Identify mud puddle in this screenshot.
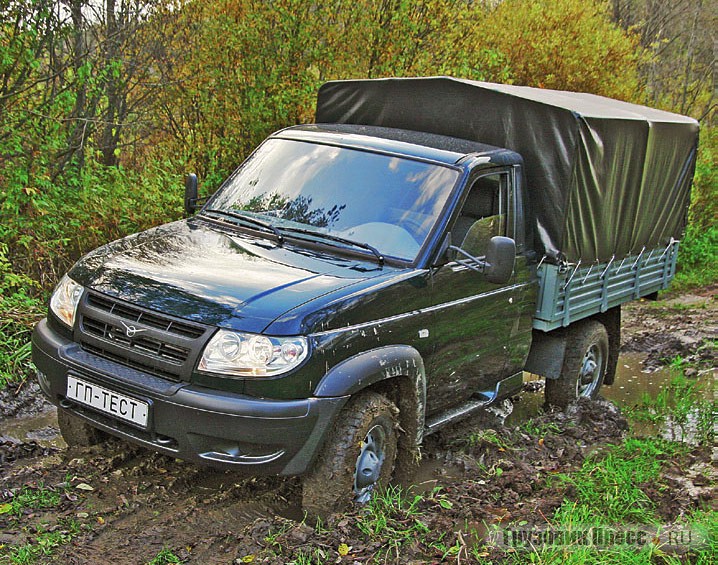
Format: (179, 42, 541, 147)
(508, 352, 715, 444)
(510, 353, 672, 423)
(1, 405, 64, 449)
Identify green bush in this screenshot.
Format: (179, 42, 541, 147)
(674, 126, 717, 290)
(0, 159, 183, 391)
(1, 160, 184, 289)
(0, 242, 41, 390)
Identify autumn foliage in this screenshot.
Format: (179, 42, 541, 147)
(0, 0, 712, 287)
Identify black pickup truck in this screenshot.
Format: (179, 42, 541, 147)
(32, 77, 699, 514)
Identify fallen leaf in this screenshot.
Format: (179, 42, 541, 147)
(75, 483, 94, 491)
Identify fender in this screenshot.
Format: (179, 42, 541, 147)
(524, 307, 620, 384)
(314, 345, 427, 445)
(524, 329, 567, 380)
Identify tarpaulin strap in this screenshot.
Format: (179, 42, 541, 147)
(632, 247, 646, 270)
(646, 247, 657, 265)
(660, 238, 677, 259)
(562, 260, 581, 291)
(616, 256, 628, 276)
(581, 261, 598, 285)
(600, 255, 615, 279)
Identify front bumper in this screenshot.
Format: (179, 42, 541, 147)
(32, 319, 347, 475)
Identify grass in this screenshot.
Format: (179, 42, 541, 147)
(288, 548, 328, 565)
(673, 223, 718, 291)
(0, 483, 63, 519)
(462, 428, 513, 450)
(498, 434, 714, 564)
(354, 485, 470, 562)
(519, 420, 562, 438)
(672, 126, 717, 291)
(1, 519, 82, 565)
(553, 438, 684, 524)
(0, 319, 37, 392)
(251, 485, 464, 564)
(356, 485, 428, 541)
(502, 359, 717, 565)
(146, 548, 183, 565)
(0, 481, 95, 565)
(0, 242, 42, 392)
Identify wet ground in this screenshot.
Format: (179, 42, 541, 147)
(0, 289, 715, 563)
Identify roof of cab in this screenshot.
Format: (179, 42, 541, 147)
(274, 124, 518, 167)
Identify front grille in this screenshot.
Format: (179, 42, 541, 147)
(86, 293, 205, 339)
(82, 316, 190, 365)
(78, 292, 209, 382)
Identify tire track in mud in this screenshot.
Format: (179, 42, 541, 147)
(1, 434, 304, 564)
(52, 446, 302, 564)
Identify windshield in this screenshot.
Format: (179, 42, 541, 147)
(204, 138, 460, 261)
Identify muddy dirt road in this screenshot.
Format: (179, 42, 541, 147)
(1, 290, 715, 564)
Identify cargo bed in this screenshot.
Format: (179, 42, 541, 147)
(533, 240, 679, 331)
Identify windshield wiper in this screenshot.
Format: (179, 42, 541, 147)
(202, 209, 284, 243)
(277, 226, 384, 265)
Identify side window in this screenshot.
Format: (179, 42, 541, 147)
(453, 172, 508, 256)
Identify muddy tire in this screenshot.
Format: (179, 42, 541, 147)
(58, 409, 107, 447)
(545, 320, 609, 409)
(302, 392, 398, 518)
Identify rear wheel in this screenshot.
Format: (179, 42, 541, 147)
(302, 392, 398, 518)
(545, 320, 609, 408)
(57, 409, 107, 447)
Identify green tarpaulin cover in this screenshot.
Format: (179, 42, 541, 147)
(316, 77, 699, 264)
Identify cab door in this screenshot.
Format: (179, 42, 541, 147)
(425, 167, 524, 415)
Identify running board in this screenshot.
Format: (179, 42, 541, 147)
(423, 371, 523, 435)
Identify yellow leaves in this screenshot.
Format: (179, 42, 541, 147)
(239, 554, 255, 563)
(337, 543, 350, 556)
(473, 0, 643, 100)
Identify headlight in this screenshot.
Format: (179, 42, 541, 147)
(49, 274, 84, 328)
(198, 329, 308, 377)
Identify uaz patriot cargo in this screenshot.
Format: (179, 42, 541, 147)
(32, 78, 699, 513)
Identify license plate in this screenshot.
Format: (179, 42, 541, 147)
(66, 375, 149, 428)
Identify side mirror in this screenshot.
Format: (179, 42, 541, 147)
(485, 236, 516, 284)
(184, 173, 198, 217)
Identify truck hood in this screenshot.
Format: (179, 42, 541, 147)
(69, 220, 389, 334)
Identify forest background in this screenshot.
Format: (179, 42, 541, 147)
(0, 0, 715, 388)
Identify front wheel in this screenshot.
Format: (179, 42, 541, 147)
(545, 320, 609, 409)
(302, 392, 398, 518)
